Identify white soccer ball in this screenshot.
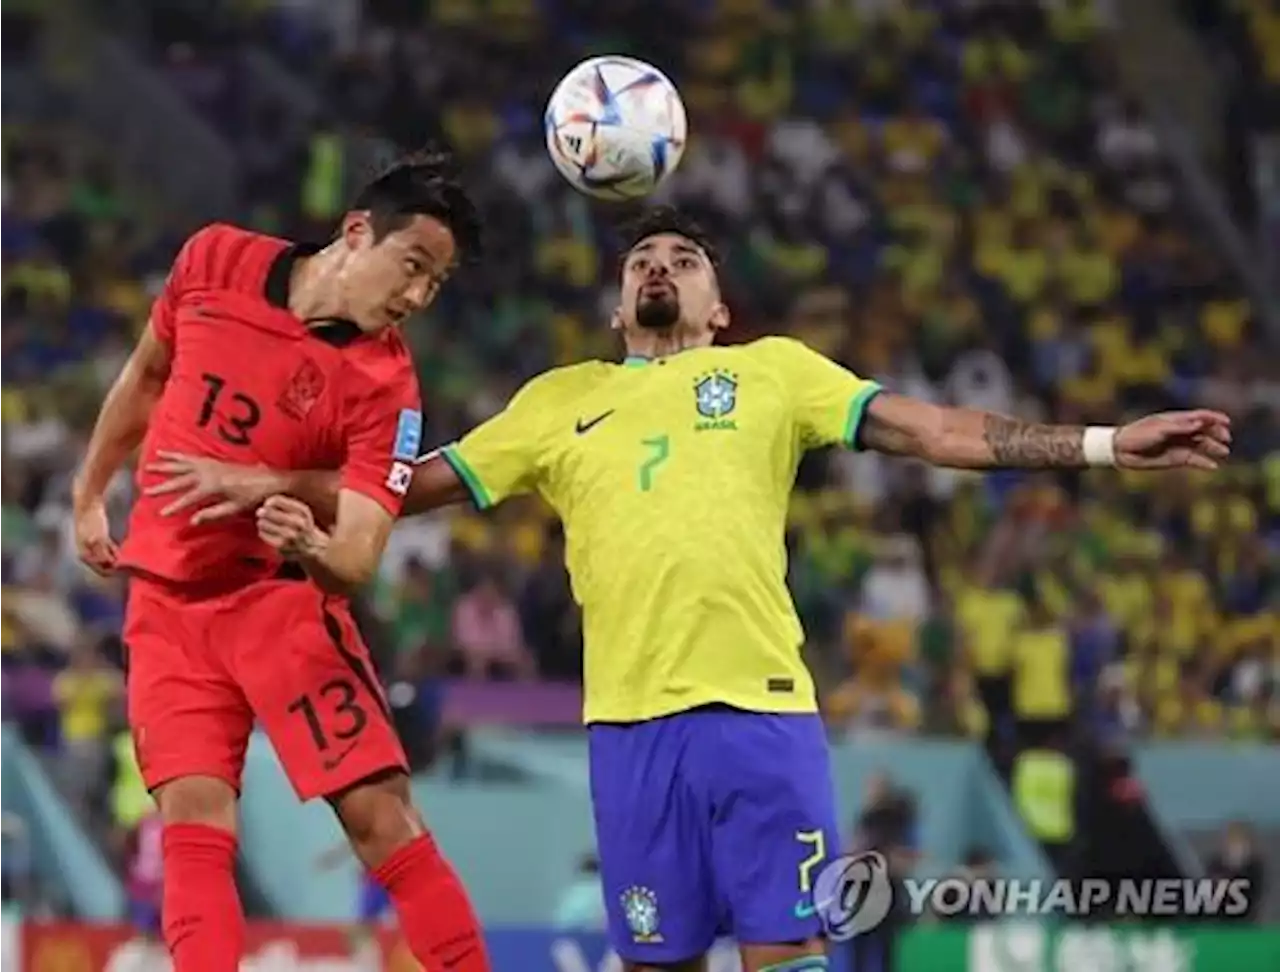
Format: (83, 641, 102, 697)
(544, 55, 687, 201)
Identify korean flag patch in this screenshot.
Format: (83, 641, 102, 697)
(386, 461, 413, 497)
(394, 409, 423, 461)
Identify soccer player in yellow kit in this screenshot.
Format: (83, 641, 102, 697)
(149, 208, 1230, 972)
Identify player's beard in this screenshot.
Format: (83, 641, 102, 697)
(635, 293, 680, 330)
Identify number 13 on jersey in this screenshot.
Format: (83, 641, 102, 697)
(638, 435, 670, 492)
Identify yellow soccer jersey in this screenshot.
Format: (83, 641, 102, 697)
(441, 337, 882, 723)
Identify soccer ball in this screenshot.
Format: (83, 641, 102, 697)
(544, 55, 687, 201)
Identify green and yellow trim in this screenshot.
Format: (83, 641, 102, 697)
(758, 957, 829, 972)
(439, 444, 493, 510)
(842, 383, 883, 450)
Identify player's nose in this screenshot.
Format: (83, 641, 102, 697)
(404, 278, 432, 309)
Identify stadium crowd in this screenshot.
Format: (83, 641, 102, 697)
(4, 0, 1279, 896)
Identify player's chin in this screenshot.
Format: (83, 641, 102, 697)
(361, 308, 408, 333)
(635, 295, 680, 330)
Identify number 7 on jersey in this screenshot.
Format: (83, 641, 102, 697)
(638, 435, 670, 492)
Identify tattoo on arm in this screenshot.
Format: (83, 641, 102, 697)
(981, 415, 1085, 468)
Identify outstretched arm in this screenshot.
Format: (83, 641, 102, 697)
(146, 376, 547, 524)
(858, 393, 1232, 471)
(141, 452, 470, 526)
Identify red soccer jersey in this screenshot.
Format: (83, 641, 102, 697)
(117, 224, 422, 584)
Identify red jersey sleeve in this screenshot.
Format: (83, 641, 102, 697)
(340, 351, 423, 517)
(149, 223, 271, 343)
(149, 234, 199, 344)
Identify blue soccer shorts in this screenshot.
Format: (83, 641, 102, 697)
(588, 705, 841, 963)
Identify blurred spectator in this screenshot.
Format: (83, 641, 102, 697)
(450, 573, 536, 681)
(859, 535, 931, 624)
(1011, 594, 1073, 750)
(51, 638, 123, 816)
(1011, 733, 1076, 874)
(956, 565, 1022, 759)
(110, 721, 152, 837)
(1205, 821, 1267, 923)
(122, 811, 165, 957)
(851, 771, 920, 874)
(380, 557, 453, 661)
(826, 618, 922, 735)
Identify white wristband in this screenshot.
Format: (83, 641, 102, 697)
(1083, 426, 1118, 467)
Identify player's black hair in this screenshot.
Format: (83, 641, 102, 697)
(617, 206, 720, 268)
(349, 148, 483, 263)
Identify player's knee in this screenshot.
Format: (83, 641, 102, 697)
(330, 770, 423, 868)
(154, 775, 238, 832)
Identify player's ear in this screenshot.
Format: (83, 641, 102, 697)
(609, 307, 624, 332)
(340, 211, 374, 251)
(709, 301, 731, 332)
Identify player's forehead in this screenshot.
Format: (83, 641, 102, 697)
(625, 233, 708, 265)
(378, 213, 457, 266)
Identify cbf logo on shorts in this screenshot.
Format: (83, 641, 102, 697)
(812, 851, 894, 940)
(620, 886, 663, 943)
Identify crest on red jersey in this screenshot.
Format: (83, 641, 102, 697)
(278, 358, 326, 420)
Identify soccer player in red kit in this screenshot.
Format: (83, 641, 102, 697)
(71, 154, 489, 972)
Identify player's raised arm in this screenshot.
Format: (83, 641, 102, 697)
(280, 457, 470, 519)
(145, 371, 549, 530)
(767, 335, 1233, 472)
(857, 395, 1232, 471)
(251, 462, 471, 593)
(72, 323, 173, 573)
(141, 452, 468, 525)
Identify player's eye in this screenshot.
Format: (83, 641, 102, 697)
(675, 256, 698, 270)
(631, 257, 649, 273)
(405, 258, 426, 276)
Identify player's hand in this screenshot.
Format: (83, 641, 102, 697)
(1114, 410, 1232, 470)
(144, 451, 283, 524)
(73, 498, 119, 575)
(256, 495, 325, 559)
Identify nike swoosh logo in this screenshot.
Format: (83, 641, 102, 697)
(575, 410, 615, 434)
(794, 900, 818, 919)
(322, 741, 358, 771)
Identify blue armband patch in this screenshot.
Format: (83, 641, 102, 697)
(393, 409, 423, 460)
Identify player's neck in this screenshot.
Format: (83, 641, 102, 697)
(623, 331, 712, 362)
(287, 245, 347, 323)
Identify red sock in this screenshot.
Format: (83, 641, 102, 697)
(374, 833, 489, 972)
(161, 823, 244, 972)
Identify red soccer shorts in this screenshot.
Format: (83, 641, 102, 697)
(124, 570, 407, 800)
